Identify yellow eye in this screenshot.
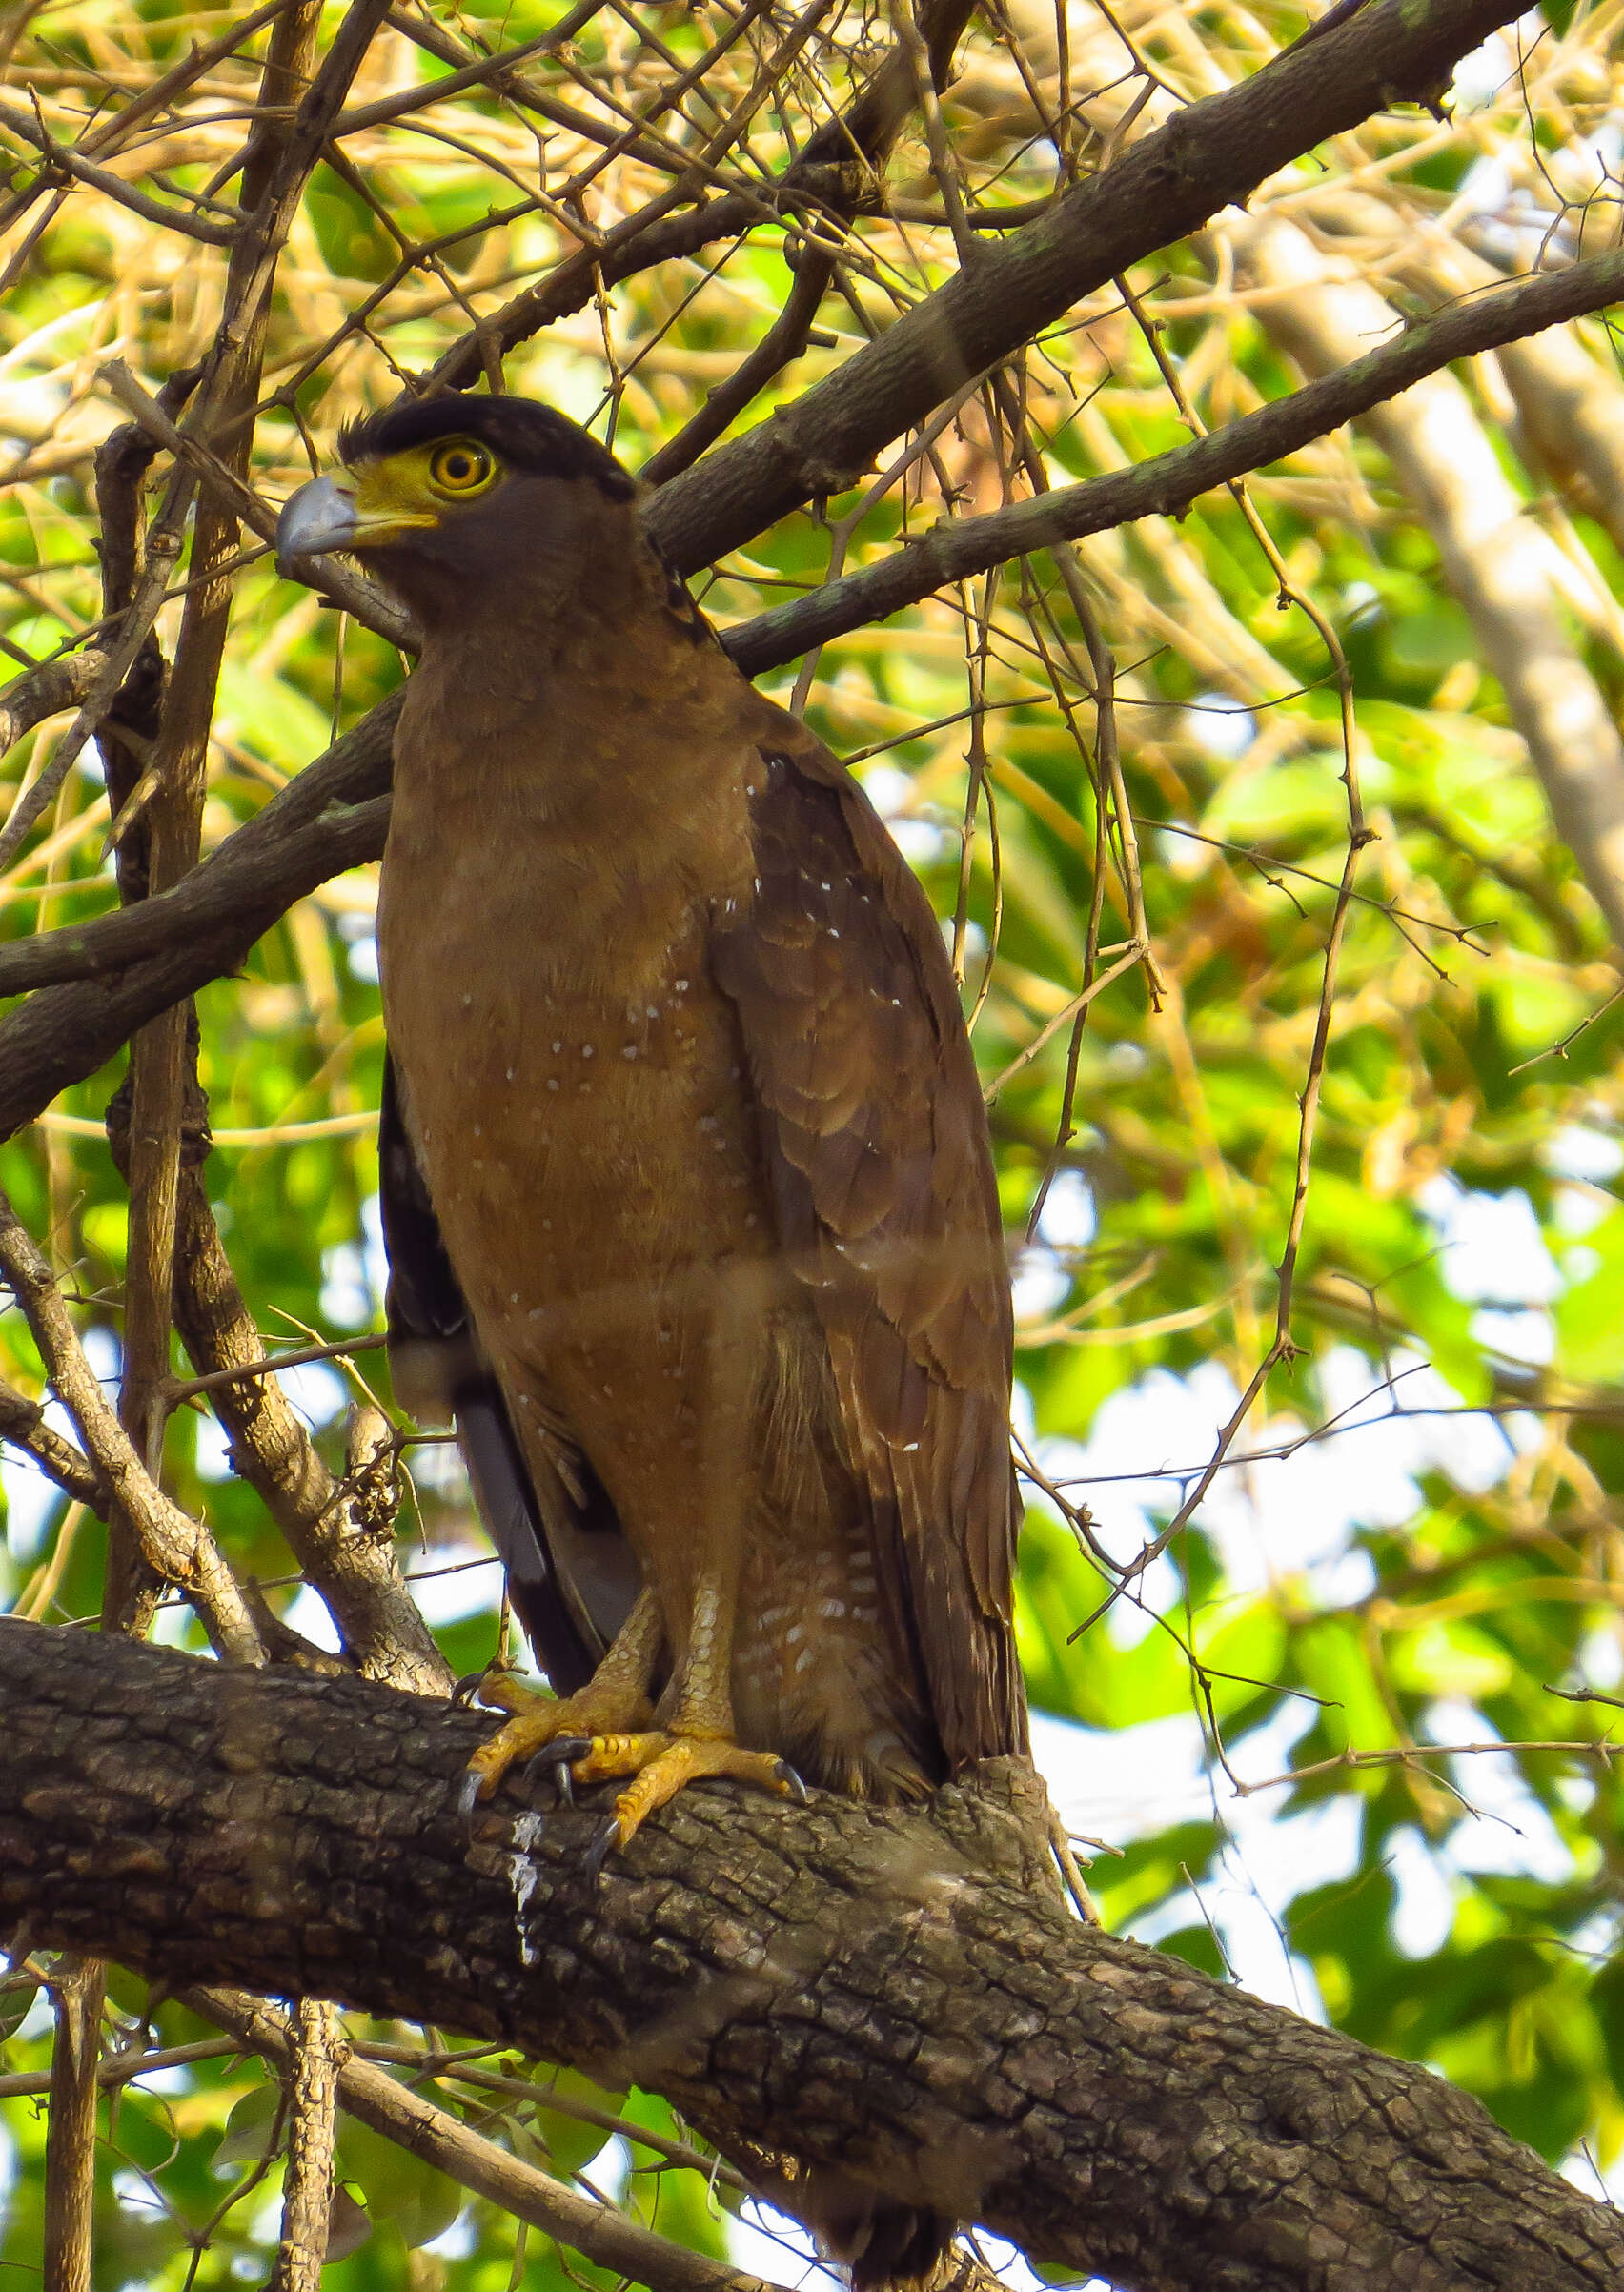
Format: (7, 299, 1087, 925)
(427, 438, 495, 496)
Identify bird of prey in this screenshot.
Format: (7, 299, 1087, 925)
(277, 396, 1029, 2274)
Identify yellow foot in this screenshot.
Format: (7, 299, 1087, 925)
(570, 1732, 809, 1875)
(460, 1673, 655, 1814)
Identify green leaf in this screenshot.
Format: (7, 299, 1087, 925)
(524, 2066, 629, 2177)
(213, 2081, 281, 2166)
(335, 2115, 462, 2248)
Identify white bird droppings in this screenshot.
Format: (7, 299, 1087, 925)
(506, 1812, 544, 1967)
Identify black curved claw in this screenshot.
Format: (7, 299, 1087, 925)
(581, 1814, 620, 1884)
(521, 1736, 593, 1803)
(451, 1669, 491, 1710)
(457, 1770, 485, 1821)
(774, 1759, 810, 1805)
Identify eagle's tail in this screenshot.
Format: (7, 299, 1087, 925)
(793, 2163, 956, 2289)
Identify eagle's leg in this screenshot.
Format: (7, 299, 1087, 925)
(565, 1568, 806, 1860)
(462, 1587, 662, 1808)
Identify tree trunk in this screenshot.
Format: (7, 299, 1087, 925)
(3, 1618, 1616, 2292)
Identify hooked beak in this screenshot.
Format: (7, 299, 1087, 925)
(277, 467, 443, 580)
(275, 474, 358, 577)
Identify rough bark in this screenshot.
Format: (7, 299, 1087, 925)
(3, 1618, 1618, 2292)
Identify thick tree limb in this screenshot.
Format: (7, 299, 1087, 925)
(3, 1619, 1618, 2292)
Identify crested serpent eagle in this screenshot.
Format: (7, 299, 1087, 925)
(277, 395, 1039, 2283)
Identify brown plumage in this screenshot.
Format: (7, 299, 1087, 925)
(277, 396, 1028, 2283)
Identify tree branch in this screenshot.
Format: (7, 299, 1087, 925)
(93, 360, 413, 653)
(187, 1986, 784, 2292)
(644, 0, 1533, 572)
(721, 243, 1624, 671)
(2, 230, 1620, 1144)
(411, 0, 980, 396)
(165, 1166, 452, 1695)
(1228, 213, 1624, 950)
(265, 1996, 345, 2292)
(41, 1954, 101, 2292)
(0, 1195, 264, 1663)
(3, 1619, 1618, 2292)
(0, 649, 109, 757)
(0, 701, 397, 1138)
(0, 1376, 106, 1513)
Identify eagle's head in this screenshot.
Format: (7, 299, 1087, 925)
(275, 394, 639, 618)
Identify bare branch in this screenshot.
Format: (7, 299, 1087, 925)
(191, 1986, 786, 2292)
(0, 466, 194, 876)
(1231, 212, 1624, 949)
(41, 1956, 102, 2292)
(0, 1189, 265, 1663)
(0, 1377, 106, 1513)
(267, 1998, 347, 2292)
(4, 233, 1622, 1142)
(0, 650, 110, 760)
(167, 1166, 451, 1694)
(0, 100, 240, 243)
(95, 360, 413, 652)
(720, 242, 1624, 670)
(646, 0, 1536, 573)
(418, 0, 981, 393)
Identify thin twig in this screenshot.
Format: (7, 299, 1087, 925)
(983, 940, 1147, 1099)
(167, 1330, 389, 1402)
(1507, 981, 1624, 1074)
(1233, 1737, 1620, 1797)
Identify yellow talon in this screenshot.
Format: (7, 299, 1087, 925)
(465, 1676, 655, 1804)
(575, 1731, 805, 1852)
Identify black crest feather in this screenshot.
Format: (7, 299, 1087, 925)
(336, 395, 637, 501)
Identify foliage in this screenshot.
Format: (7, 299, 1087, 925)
(2, 0, 1624, 2283)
